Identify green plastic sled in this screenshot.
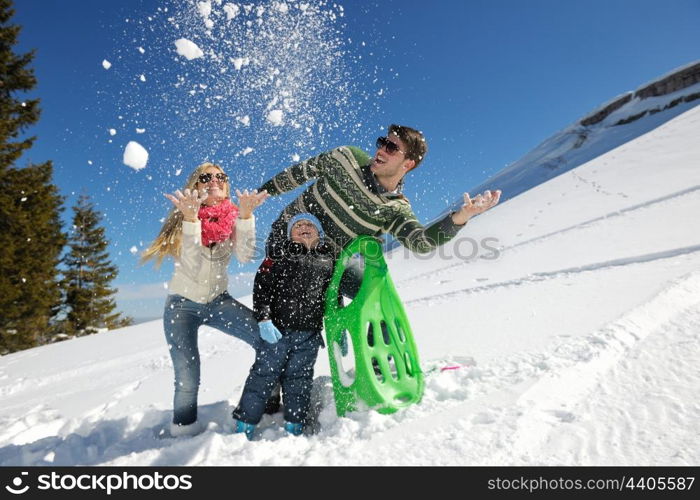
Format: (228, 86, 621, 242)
(323, 236, 424, 416)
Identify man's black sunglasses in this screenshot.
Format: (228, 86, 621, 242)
(376, 136, 406, 155)
(198, 172, 228, 183)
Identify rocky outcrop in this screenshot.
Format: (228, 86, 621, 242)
(579, 62, 700, 128)
(635, 62, 700, 99)
(615, 91, 700, 125)
(581, 93, 633, 126)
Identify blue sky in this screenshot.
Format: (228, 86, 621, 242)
(12, 0, 700, 321)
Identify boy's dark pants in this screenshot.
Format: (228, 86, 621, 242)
(233, 329, 322, 426)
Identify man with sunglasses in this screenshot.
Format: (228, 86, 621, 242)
(258, 124, 501, 287)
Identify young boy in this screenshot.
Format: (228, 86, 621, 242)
(231, 213, 335, 438)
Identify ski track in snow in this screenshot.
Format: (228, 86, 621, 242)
(405, 244, 700, 306)
(492, 272, 700, 465)
(397, 184, 700, 292)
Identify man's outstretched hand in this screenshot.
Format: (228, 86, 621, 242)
(451, 190, 502, 225)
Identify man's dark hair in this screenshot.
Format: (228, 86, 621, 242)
(389, 124, 428, 169)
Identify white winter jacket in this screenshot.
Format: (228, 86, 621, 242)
(168, 216, 256, 303)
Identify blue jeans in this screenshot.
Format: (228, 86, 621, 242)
(163, 292, 259, 425)
(233, 330, 322, 426)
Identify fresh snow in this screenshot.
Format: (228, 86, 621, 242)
(174, 38, 204, 60)
(274, 3, 289, 14)
(231, 57, 250, 70)
(197, 1, 212, 19)
(223, 4, 240, 21)
(1, 105, 699, 466)
(266, 109, 283, 126)
(122, 141, 149, 170)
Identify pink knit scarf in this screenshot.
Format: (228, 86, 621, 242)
(198, 199, 238, 247)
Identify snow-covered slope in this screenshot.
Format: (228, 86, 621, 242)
(1, 105, 698, 466)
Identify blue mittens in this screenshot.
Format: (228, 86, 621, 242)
(259, 320, 283, 344)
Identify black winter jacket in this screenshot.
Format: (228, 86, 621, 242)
(253, 239, 335, 333)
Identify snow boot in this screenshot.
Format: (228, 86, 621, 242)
(232, 419, 256, 441)
(284, 421, 304, 436)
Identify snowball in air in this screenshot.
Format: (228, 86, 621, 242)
(174, 38, 204, 60)
(123, 141, 149, 170)
(266, 109, 284, 126)
(197, 1, 212, 18)
(109, 129, 117, 136)
(102, 59, 112, 70)
(129, 246, 139, 255)
(223, 3, 240, 19)
(232, 57, 250, 70)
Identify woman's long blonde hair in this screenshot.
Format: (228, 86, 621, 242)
(141, 162, 231, 267)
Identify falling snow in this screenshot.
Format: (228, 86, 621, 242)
(174, 38, 204, 60)
(96, 0, 388, 259)
(266, 109, 284, 126)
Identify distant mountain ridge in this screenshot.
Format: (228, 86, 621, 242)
(582, 61, 700, 127)
(417, 61, 700, 234)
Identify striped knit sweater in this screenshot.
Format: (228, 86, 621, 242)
(259, 146, 465, 256)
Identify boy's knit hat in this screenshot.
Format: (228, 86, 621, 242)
(287, 213, 325, 240)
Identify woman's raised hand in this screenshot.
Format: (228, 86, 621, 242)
(236, 189, 269, 219)
(164, 188, 207, 222)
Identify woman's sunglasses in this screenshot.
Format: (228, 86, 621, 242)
(198, 172, 228, 183)
(376, 136, 406, 155)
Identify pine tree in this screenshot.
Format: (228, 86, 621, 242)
(0, 0, 66, 353)
(60, 194, 133, 336)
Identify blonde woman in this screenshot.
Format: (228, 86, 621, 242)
(142, 162, 268, 437)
